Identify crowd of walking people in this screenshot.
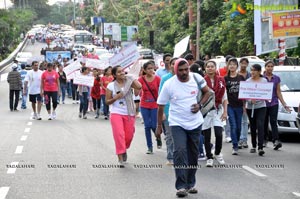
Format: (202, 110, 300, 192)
(6, 51, 289, 198)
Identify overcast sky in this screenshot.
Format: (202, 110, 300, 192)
(0, 0, 69, 9)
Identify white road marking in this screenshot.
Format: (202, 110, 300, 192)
(24, 128, 30, 133)
(293, 192, 300, 197)
(15, 146, 23, 154)
(0, 73, 8, 82)
(242, 165, 267, 177)
(27, 122, 32, 126)
(7, 162, 19, 174)
(0, 187, 10, 199)
(20, 135, 28, 141)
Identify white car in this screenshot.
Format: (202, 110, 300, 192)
(211, 56, 265, 72)
(16, 52, 33, 65)
(272, 65, 300, 134)
(94, 48, 109, 57)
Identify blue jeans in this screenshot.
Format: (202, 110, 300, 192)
(58, 83, 66, 102)
(21, 88, 28, 108)
(228, 105, 243, 149)
(79, 92, 88, 115)
(140, 107, 157, 149)
(101, 95, 109, 116)
(163, 120, 174, 161)
(171, 125, 201, 190)
(199, 134, 204, 155)
(224, 119, 231, 138)
(67, 81, 72, 97)
(240, 112, 248, 141)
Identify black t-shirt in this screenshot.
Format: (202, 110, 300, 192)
(224, 74, 245, 107)
(59, 71, 67, 84)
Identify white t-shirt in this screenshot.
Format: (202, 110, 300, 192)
(157, 73, 207, 130)
(24, 70, 43, 95)
(107, 81, 129, 116)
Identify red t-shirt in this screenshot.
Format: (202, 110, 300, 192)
(138, 75, 161, 109)
(101, 76, 114, 95)
(218, 67, 227, 77)
(41, 70, 59, 92)
(91, 78, 101, 99)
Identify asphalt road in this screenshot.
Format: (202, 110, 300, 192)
(0, 42, 299, 199)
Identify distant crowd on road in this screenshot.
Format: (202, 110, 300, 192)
(6, 52, 289, 198)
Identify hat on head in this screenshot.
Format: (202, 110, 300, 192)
(12, 63, 18, 70)
(174, 58, 189, 75)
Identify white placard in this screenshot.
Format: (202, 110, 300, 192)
(73, 71, 94, 87)
(63, 60, 81, 75)
(238, 81, 273, 100)
(80, 58, 108, 70)
(173, 35, 190, 58)
(109, 44, 140, 69)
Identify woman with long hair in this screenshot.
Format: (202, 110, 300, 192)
(40, 63, 60, 120)
(263, 60, 289, 150)
(101, 66, 113, 119)
(91, 69, 101, 118)
(138, 61, 161, 154)
(246, 64, 267, 156)
(224, 58, 245, 155)
(203, 60, 228, 167)
(78, 67, 90, 119)
(106, 65, 142, 167)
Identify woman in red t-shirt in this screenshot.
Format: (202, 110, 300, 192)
(40, 63, 60, 120)
(100, 66, 113, 119)
(91, 69, 101, 118)
(138, 61, 161, 154)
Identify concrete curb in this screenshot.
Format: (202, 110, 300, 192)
(0, 37, 28, 73)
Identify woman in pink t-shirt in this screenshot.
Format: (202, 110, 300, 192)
(138, 61, 161, 154)
(40, 63, 60, 120)
(100, 66, 113, 119)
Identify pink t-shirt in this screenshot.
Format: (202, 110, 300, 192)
(41, 70, 59, 92)
(101, 76, 114, 95)
(138, 75, 160, 109)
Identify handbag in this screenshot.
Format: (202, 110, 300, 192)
(193, 73, 215, 117)
(142, 76, 157, 101)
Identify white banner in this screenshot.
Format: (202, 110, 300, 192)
(109, 44, 140, 69)
(238, 81, 273, 100)
(73, 71, 94, 87)
(63, 61, 81, 76)
(173, 35, 190, 58)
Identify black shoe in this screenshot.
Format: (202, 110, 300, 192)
(122, 152, 127, 162)
(176, 189, 188, 198)
(146, 148, 153, 154)
(187, 187, 198, 194)
(258, 149, 265, 156)
(156, 138, 162, 149)
(250, 148, 256, 153)
(273, 141, 282, 150)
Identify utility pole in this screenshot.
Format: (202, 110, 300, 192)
(4, 0, 6, 9)
(196, 0, 200, 60)
(73, 0, 76, 28)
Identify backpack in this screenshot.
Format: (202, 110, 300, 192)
(193, 73, 215, 117)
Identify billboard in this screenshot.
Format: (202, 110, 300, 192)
(254, 0, 298, 55)
(45, 51, 71, 63)
(270, 10, 300, 38)
(104, 23, 119, 35)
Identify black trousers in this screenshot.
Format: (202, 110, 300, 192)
(202, 126, 223, 159)
(92, 97, 101, 110)
(9, 90, 20, 111)
(264, 104, 279, 142)
(247, 107, 266, 150)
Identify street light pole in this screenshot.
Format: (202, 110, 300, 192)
(196, 0, 200, 60)
(73, 0, 76, 27)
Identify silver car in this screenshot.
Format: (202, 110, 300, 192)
(272, 66, 300, 134)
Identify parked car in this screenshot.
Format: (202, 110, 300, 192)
(15, 52, 33, 66)
(272, 65, 300, 134)
(211, 56, 265, 72)
(296, 103, 300, 134)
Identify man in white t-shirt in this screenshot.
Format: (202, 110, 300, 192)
(24, 61, 43, 120)
(156, 58, 210, 198)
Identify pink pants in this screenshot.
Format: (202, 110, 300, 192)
(110, 113, 135, 155)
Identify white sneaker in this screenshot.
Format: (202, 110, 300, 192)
(32, 113, 38, 120)
(215, 154, 225, 165)
(72, 101, 76, 104)
(206, 159, 214, 167)
(225, 137, 232, 143)
(36, 113, 42, 120)
(52, 111, 56, 119)
(48, 114, 52, 120)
